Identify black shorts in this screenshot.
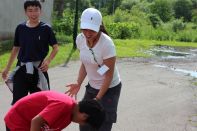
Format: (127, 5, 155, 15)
(83, 82, 122, 123)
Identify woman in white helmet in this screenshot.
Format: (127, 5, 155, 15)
(66, 8, 122, 131)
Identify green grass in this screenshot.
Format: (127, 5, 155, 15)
(1, 39, 197, 74)
(115, 39, 197, 58)
(115, 39, 152, 57)
(0, 44, 78, 72)
(0, 43, 79, 82)
(49, 44, 79, 67)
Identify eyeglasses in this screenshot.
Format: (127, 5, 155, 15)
(89, 48, 101, 67)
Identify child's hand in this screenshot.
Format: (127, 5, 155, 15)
(2, 68, 9, 80)
(39, 59, 50, 72)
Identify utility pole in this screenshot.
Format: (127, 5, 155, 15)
(73, 0, 79, 49)
(112, 0, 115, 14)
(98, 0, 101, 10)
(63, 0, 79, 66)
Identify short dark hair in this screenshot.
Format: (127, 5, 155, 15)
(24, 0, 41, 10)
(79, 99, 106, 129)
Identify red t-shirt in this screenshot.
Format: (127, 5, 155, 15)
(4, 91, 76, 131)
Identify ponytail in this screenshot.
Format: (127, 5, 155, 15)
(100, 22, 109, 36)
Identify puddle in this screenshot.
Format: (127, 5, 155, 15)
(149, 46, 196, 59)
(154, 65, 197, 78)
(148, 45, 197, 78)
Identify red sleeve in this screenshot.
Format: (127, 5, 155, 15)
(38, 102, 68, 126)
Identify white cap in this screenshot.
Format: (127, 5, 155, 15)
(80, 8, 102, 32)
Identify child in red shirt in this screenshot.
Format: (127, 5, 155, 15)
(4, 91, 105, 131)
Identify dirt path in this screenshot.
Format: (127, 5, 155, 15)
(0, 58, 197, 131)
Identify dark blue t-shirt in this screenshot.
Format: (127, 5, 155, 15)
(14, 22, 57, 62)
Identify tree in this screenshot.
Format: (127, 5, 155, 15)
(68, 0, 91, 12)
(53, 0, 65, 18)
(91, 0, 122, 14)
(150, 0, 173, 22)
(73, 0, 79, 49)
(63, 0, 79, 66)
(54, 0, 91, 18)
(109, 0, 122, 14)
(191, 0, 197, 8)
(120, 0, 138, 11)
(173, 0, 193, 22)
(149, 14, 162, 28)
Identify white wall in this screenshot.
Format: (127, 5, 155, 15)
(0, 0, 54, 40)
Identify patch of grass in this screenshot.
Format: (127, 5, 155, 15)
(1, 39, 197, 73)
(193, 81, 197, 86)
(152, 40, 197, 48)
(49, 43, 79, 67)
(0, 43, 78, 72)
(115, 39, 153, 58)
(0, 40, 13, 55)
(115, 39, 197, 58)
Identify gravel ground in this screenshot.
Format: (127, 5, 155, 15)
(1, 58, 197, 131)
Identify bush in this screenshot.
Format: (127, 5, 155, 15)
(0, 40, 13, 55)
(113, 8, 133, 23)
(172, 19, 186, 32)
(148, 28, 173, 41)
(193, 37, 197, 42)
(176, 31, 193, 42)
(120, 0, 138, 11)
(192, 15, 197, 24)
(173, 0, 193, 22)
(106, 22, 140, 39)
(150, 0, 173, 22)
(56, 33, 73, 44)
(148, 14, 162, 28)
(52, 9, 74, 35)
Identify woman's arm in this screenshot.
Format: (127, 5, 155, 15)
(96, 57, 116, 100)
(77, 63, 87, 86)
(66, 63, 87, 98)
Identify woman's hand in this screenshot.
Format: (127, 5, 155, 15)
(65, 83, 81, 100)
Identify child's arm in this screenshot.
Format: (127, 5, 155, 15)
(30, 115, 47, 131)
(2, 46, 19, 80)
